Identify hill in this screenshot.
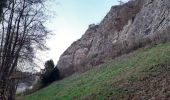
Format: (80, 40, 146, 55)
(16, 0, 170, 99)
(57, 0, 170, 77)
(18, 42, 170, 100)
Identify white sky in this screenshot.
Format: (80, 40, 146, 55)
(38, 0, 129, 66)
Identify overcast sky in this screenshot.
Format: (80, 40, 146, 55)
(39, 0, 129, 65)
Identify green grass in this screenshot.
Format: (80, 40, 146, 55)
(19, 43, 170, 100)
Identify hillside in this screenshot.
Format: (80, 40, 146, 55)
(18, 42, 170, 100)
(16, 0, 170, 99)
(57, 0, 170, 77)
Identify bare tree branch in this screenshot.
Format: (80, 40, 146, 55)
(0, 0, 50, 99)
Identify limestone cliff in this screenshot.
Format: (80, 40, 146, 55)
(57, 0, 170, 77)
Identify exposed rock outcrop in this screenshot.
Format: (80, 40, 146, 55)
(57, 0, 170, 77)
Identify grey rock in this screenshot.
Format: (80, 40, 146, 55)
(57, 0, 170, 77)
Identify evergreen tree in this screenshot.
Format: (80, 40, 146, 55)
(41, 60, 60, 86)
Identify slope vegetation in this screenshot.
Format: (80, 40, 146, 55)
(21, 43, 170, 100)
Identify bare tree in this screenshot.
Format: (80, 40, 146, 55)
(0, 0, 50, 99)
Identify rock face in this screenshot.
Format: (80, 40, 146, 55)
(57, 0, 170, 77)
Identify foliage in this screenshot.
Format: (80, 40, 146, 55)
(41, 60, 60, 86)
(21, 42, 170, 100)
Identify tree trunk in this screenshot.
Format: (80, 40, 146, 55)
(0, 77, 16, 100)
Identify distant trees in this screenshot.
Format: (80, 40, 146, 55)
(0, 0, 50, 99)
(41, 59, 60, 86)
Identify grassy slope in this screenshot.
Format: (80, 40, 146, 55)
(20, 43, 170, 100)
